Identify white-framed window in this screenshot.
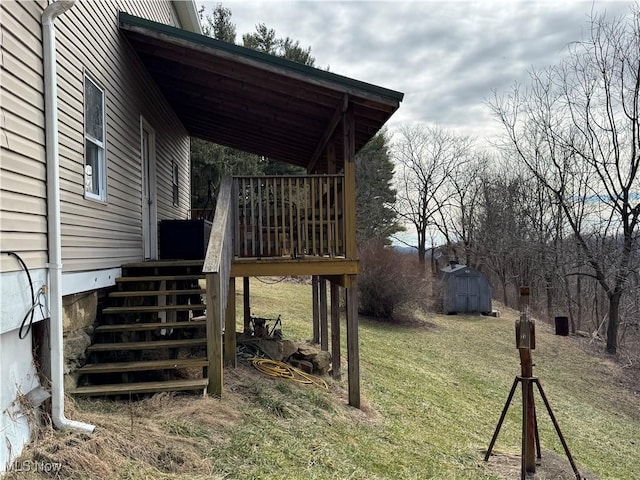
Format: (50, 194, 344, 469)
(172, 161, 179, 206)
(84, 74, 106, 201)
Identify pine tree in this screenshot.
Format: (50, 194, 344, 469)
(355, 130, 403, 244)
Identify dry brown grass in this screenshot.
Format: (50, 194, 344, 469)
(5, 360, 380, 480)
(4, 391, 243, 480)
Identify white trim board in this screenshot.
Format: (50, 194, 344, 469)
(62, 268, 121, 296)
(1, 267, 121, 334)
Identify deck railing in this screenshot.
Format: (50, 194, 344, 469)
(203, 176, 235, 396)
(233, 175, 345, 258)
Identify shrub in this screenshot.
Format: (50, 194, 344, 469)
(357, 240, 414, 320)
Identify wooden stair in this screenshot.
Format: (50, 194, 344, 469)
(73, 379, 209, 396)
(72, 259, 210, 397)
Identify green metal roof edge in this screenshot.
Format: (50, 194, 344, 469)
(119, 12, 404, 103)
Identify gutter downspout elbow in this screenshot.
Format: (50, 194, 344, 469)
(43, 0, 95, 434)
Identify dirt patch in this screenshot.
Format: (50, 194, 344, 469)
(484, 449, 598, 480)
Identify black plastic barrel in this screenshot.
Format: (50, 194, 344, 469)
(554, 316, 569, 336)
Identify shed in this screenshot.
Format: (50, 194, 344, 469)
(439, 262, 492, 314)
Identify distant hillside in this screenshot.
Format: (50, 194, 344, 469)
(391, 245, 416, 255)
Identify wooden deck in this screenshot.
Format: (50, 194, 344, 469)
(230, 256, 358, 277)
(203, 168, 361, 408)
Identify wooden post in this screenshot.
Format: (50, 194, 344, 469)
(346, 276, 360, 408)
(320, 278, 328, 351)
(206, 273, 223, 397)
(342, 106, 356, 260)
(312, 275, 320, 343)
(224, 277, 236, 367)
(486, 285, 581, 480)
(243, 277, 250, 335)
(330, 281, 341, 379)
(518, 286, 536, 475)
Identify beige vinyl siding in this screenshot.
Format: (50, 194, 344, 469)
(0, 1, 48, 272)
(53, 1, 190, 272)
(1, 0, 191, 275)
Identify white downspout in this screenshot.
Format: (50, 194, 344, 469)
(43, 0, 95, 433)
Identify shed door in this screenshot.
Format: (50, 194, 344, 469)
(455, 276, 468, 312)
(467, 275, 480, 312)
(454, 274, 481, 312)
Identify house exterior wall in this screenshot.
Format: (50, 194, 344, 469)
(0, 0, 197, 472)
(55, 0, 191, 273)
(1, 1, 49, 274)
(1, 0, 191, 279)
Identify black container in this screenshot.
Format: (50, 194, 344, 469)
(554, 316, 569, 336)
(159, 219, 212, 260)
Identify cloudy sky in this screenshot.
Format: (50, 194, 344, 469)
(199, 0, 636, 144)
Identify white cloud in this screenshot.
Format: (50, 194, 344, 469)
(200, 0, 636, 140)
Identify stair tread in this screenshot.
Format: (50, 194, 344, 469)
(102, 304, 206, 314)
(77, 358, 208, 374)
(95, 320, 206, 332)
(110, 289, 206, 297)
(122, 260, 204, 269)
(71, 378, 209, 396)
(87, 338, 207, 351)
(115, 274, 204, 282)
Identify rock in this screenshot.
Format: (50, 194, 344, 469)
(64, 330, 91, 365)
(245, 339, 283, 361)
(62, 292, 97, 332)
(64, 372, 79, 392)
(311, 350, 331, 374)
(297, 344, 320, 360)
(280, 340, 298, 361)
(289, 358, 314, 374)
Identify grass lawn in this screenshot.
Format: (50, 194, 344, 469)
(6, 278, 639, 479)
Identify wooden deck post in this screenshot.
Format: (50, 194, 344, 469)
(224, 277, 236, 367)
(342, 106, 356, 260)
(206, 272, 223, 397)
(330, 281, 341, 379)
(345, 276, 360, 408)
(341, 102, 359, 406)
(312, 275, 320, 343)
(320, 278, 328, 351)
(243, 277, 251, 334)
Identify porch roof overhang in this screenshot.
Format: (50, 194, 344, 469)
(119, 13, 404, 172)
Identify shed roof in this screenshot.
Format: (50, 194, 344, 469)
(440, 263, 469, 274)
(119, 13, 404, 172)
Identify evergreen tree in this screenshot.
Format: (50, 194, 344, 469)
(355, 130, 403, 244)
(243, 25, 315, 67)
(200, 3, 236, 42)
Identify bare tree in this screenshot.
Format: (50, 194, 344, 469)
(475, 171, 534, 307)
(394, 124, 474, 271)
(432, 151, 489, 266)
(490, 6, 640, 354)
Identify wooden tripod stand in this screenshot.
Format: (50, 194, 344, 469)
(484, 287, 581, 480)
